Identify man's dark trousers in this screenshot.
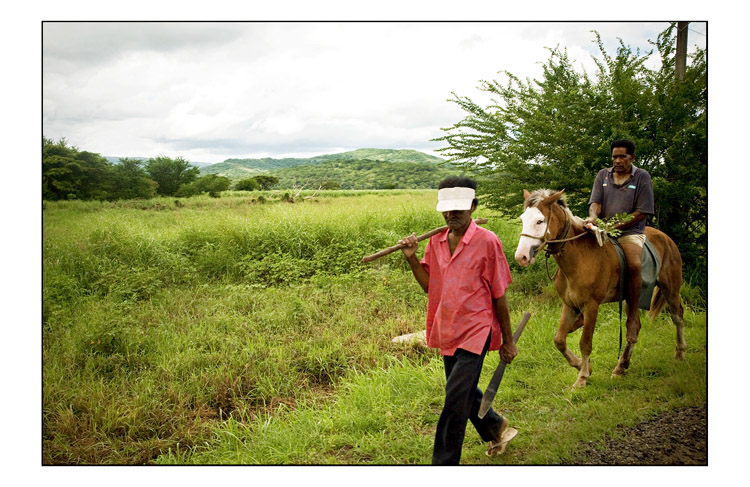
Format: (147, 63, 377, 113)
(432, 334, 504, 465)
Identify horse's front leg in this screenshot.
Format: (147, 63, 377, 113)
(554, 304, 585, 370)
(572, 303, 599, 389)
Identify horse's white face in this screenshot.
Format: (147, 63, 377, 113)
(515, 206, 547, 267)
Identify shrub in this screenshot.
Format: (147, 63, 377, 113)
(177, 175, 231, 198)
(234, 178, 260, 191)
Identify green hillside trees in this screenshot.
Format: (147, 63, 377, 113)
(42, 138, 158, 201)
(42, 138, 203, 201)
(270, 159, 460, 190)
(43, 137, 111, 200)
(42, 141, 455, 200)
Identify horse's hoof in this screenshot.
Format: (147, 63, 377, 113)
(572, 379, 587, 389)
(612, 363, 626, 376)
(674, 351, 686, 361)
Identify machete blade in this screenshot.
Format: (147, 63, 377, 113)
(478, 312, 531, 419)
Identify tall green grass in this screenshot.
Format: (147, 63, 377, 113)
(155, 290, 706, 465)
(44, 192, 441, 463)
(43, 191, 706, 464)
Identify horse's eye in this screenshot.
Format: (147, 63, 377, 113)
(537, 220, 544, 225)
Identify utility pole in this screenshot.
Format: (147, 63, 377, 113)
(675, 21, 689, 80)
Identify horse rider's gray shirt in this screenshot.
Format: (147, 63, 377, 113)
(588, 165, 655, 236)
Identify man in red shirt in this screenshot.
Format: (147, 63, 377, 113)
(399, 176, 518, 465)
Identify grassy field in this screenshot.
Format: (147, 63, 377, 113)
(42, 190, 707, 465)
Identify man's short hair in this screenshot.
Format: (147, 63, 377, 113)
(438, 176, 479, 208)
(438, 176, 477, 190)
(611, 139, 636, 155)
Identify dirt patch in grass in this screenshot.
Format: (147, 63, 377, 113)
(570, 404, 707, 465)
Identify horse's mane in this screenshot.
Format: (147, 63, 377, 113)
(523, 189, 586, 228)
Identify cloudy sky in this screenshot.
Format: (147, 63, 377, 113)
(42, 21, 707, 164)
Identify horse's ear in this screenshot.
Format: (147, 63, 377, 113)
(523, 189, 531, 200)
(542, 189, 565, 205)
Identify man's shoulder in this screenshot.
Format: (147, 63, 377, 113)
(632, 167, 653, 188)
(473, 224, 496, 237)
(594, 168, 610, 179)
(473, 225, 503, 246)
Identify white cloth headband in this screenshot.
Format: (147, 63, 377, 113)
(436, 187, 475, 212)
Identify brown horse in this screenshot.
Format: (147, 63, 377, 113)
(514, 189, 686, 388)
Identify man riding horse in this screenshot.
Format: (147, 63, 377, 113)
(583, 139, 654, 348)
(515, 140, 684, 387)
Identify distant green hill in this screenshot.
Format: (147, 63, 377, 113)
(270, 158, 462, 190)
(199, 148, 445, 180)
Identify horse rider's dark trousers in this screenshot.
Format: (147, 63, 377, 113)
(432, 333, 504, 465)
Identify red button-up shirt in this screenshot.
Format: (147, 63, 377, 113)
(421, 219, 512, 356)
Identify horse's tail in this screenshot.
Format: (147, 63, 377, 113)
(648, 286, 668, 321)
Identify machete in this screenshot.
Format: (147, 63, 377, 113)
(478, 312, 531, 419)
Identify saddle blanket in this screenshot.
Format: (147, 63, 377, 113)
(610, 237, 660, 310)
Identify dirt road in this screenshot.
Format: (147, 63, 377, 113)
(570, 404, 707, 465)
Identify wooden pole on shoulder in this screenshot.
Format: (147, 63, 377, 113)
(361, 218, 489, 263)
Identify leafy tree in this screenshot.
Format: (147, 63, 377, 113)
(642, 28, 707, 281)
(110, 158, 158, 200)
(75, 151, 113, 200)
(42, 137, 113, 200)
(434, 24, 706, 280)
(252, 174, 280, 190)
(234, 177, 260, 191)
(145, 156, 200, 196)
(176, 174, 231, 198)
(43, 137, 78, 200)
(319, 181, 340, 190)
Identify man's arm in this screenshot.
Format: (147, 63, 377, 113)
(399, 233, 429, 292)
(585, 204, 647, 230)
(613, 210, 648, 231)
(493, 294, 517, 363)
(584, 202, 601, 227)
(619, 172, 654, 230)
(584, 170, 605, 226)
